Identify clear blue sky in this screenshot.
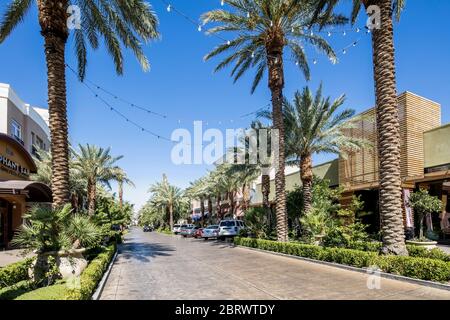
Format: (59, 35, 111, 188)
(0, 1, 449, 211)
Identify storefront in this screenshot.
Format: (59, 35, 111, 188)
(0, 133, 51, 249)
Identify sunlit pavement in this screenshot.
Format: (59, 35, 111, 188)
(100, 228, 450, 300)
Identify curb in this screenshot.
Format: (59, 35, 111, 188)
(235, 245, 450, 292)
(91, 247, 119, 300)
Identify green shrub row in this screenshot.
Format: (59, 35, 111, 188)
(157, 228, 173, 235)
(0, 280, 35, 300)
(0, 258, 33, 289)
(15, 244, 116, 300)
(234, 237, 450, 283)
(337, 241, 450, 263)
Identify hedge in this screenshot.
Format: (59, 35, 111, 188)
(15, 244, 116, 300)
(0, 280, 34, 300)
(335, 241, 450, 263)
(0, 258, 33, 289)
(234, 237, 450, 283)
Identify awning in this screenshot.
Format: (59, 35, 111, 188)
(0, 180, 52, 202)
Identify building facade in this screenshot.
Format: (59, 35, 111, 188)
(251, 91, 450, 238)
(0, 84, 52, 249)
(0, 83, 50, 157)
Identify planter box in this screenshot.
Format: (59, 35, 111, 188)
(406, 240, 438, 250)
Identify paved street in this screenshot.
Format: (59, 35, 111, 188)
(100, 228, 450, 300)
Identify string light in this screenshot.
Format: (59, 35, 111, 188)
(158, 0, 368, 68)
(166, 4, 171, 12)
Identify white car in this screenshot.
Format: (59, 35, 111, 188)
(172, 224, 181, 234)
(218, 220, 246, 240)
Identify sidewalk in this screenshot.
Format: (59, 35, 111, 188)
(0, 249, 34, 267)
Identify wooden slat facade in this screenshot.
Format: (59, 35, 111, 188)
(339, 92, 441, 191)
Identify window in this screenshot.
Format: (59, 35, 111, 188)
(10, 120, 22, 141)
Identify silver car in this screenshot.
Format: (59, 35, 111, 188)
(201, 225, 220, 240)
(218, 220, 246, 240)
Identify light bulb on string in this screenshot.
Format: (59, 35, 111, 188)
(198, 25, 202, 32)
(342, 49, 347, 54)
(221, 0, 224, 6)
(247, 12, 250, 18)
(313, 59, 317, 65)
(270, 21, 273, 27)
(167, 4, 171, 12)
(251, 51, 255, 58)
(353, 42, 357, 47)
(343, 31, 346, 36)
(356, 27, 360, 33)
(227, 40, 231, 45)
(327, 31, 331, 37)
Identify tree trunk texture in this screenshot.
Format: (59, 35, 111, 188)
(38, 0, 70, 208)
(369, 0, 407, 255)
(207, 196, 213, 224)
(119, 182, 124, 208)
(169, 204, 174, 230)
(200, 197, 205, 227)
(87, 179, 96, 216)
(267, 38, 288, 242)
(300, 153, 313, 215)
(216, 193, 222, 222)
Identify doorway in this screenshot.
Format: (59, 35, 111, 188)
(0, 199, 12, 249)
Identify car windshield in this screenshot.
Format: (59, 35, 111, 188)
(206, 225, 219, 229)
(220, 221, 235, 227)
(174, 224, 180, 228)
(181, 225, 187, 228)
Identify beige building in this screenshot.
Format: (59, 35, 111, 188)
(0, 84, 51, 249)
(251, 91, 450, 238)
(0, 83, 50, 157)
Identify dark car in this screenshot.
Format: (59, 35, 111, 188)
(143, 225, 152, 232)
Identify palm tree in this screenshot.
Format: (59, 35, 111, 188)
(111, 168, 135, 208)
(32, 148, 86, 212)
(149, 174, 184, 230)
(0, 1, 159, 208)
(202, 0, 345, 241)
(314, 0, 407, 255)
(73, 144, 123, 216)
(261, 84, 368, 215)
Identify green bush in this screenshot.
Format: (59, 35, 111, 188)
(14, 283, 68, 300)
(0, 258, 33, 289)
(15, 244, 116, 300)
(234, 237, 450, 283)
(0, 280, 34, 300)
(157, 227, 173, 235)
(65, 244, 116, 300)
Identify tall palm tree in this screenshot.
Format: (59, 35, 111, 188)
(314, 0, 407, 255)
(261, 84, 368, 215)
(73, 144, 123, 216)
(0, 1, 159, 208)
(202, 0, 345, 241)
(111, 168, 135, 208)
(149, 174, 184, 230)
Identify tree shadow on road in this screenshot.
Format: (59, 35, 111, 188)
(118, 241, 175, 263)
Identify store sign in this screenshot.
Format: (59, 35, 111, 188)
(0, 154, 30, 177)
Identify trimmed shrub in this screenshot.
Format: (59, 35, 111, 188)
(0, 280, 34, 300)
(0, 258, 33, 289)
(15, 244, 116, 300)
(234, 237, 450, 283)
(14, 283, 68, 300)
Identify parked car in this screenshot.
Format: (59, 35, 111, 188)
(143, 225, 152, 232)
(218, 220, 246, 240)
(193, 228, 203, 238)
(173, 224, 181, 234)
(180, 226, 198, 237)
(201, 225, 219, 240)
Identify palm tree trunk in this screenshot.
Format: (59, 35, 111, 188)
(200, 197, 205, 227)
(87, 179, 96, 216)
(216, 193, 222, 222)
(169, 204, 174, 230)
(71, 192, 79, 212)
(300, 153, 313, 215)
(207, 196, 213, 224)
(119, 181, 124, 208)
(267, 44, 288, 242)
(369, 0, 407, 255)
(261, 174, 270, 209)
(38, 0, 70, 208)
